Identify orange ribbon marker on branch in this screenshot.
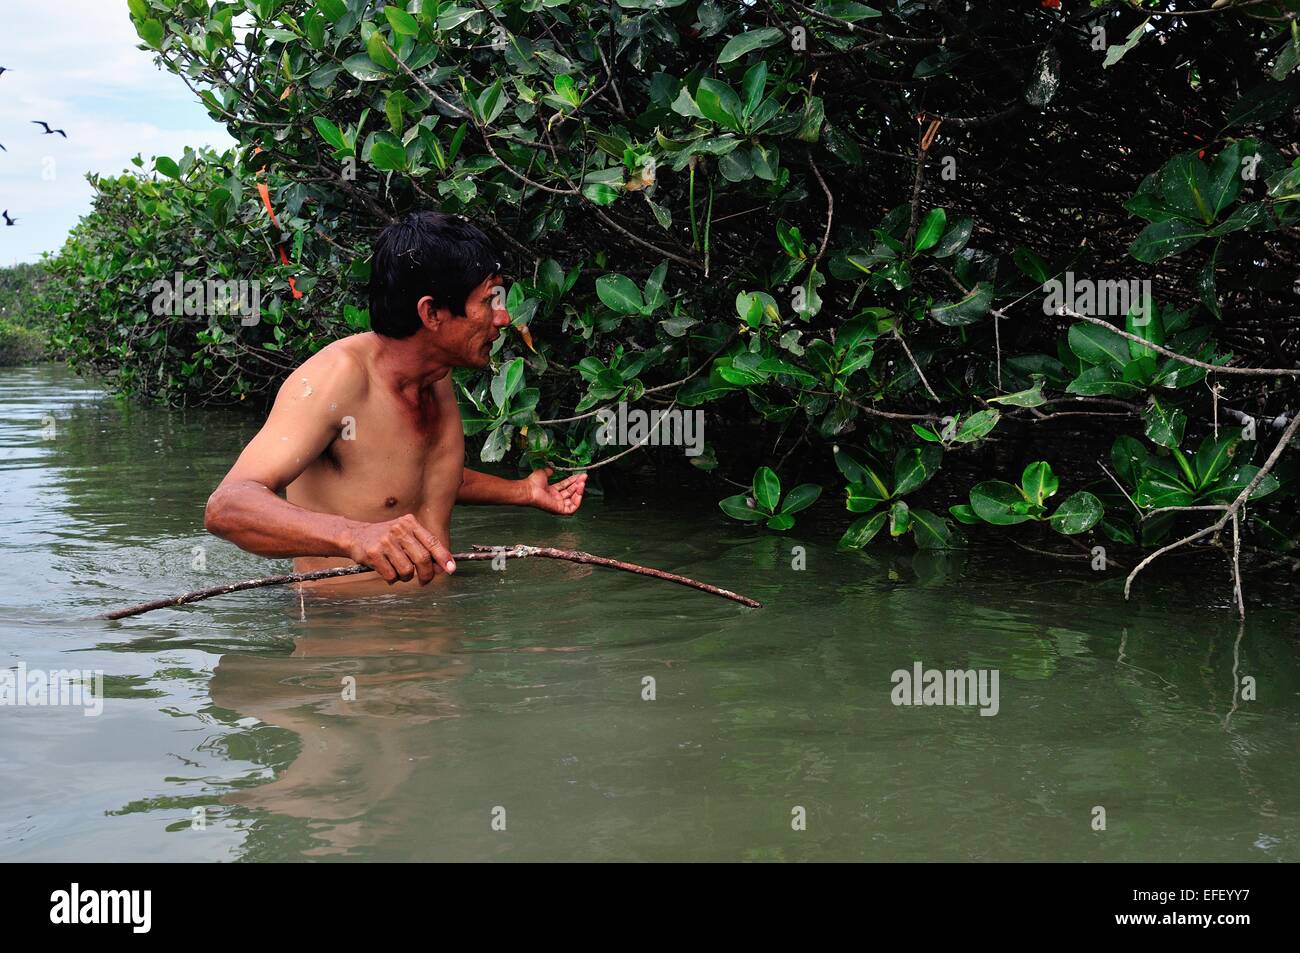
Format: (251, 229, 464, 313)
(252, 146, 303, 300)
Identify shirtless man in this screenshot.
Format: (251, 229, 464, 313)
(204, 212, 586, 584)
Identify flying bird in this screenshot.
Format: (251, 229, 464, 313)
(31, 121, 67, 138)
(2, 211, 17, 226)
(0, 67, 8, 77)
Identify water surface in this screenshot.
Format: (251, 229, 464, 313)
(2, 364, 1298, 861)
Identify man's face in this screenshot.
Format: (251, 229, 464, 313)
(429, 275, 511, 369)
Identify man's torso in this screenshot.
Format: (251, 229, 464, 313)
(285, 335, 465, 576)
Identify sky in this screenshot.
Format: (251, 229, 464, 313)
(0, 1, 235, 264)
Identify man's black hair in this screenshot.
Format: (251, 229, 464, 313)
(367, 211, 503, 338)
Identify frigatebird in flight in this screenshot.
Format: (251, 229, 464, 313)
(31, 121, 67, 137)
(2, 211, 17, 226)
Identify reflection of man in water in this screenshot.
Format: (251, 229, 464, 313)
(209, 588, 588, 857)
(203, 212, 585, 588)
(209, 613, 467, 855)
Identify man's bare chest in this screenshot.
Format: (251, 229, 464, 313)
(300, 392, 464, 516)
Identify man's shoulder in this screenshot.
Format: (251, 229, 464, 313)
(278, 334, 374, 401)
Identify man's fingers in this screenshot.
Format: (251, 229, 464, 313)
(408, 520, 455, 574)
(397, 531, 436, 584)
(370, 553, 400, 584)
(385, 544, 417, 582)
(557, 479, 585, 513)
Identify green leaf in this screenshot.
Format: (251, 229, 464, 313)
(312, 116, 348, 151)
(136, 18, 164, 49)
(1101, 517, 1137, 546)
(1194, 432, 1239, 489)
(930, 282, 993, 326)
(1203, 465, 1281, 504)
(969, 481, 1034, 525)
(796, 95, 825, 142)
(1020, 461, 1060, 507)
(1012, 247, 1051, 284)
(154, 156, 181, 179)
(909, 508, 953, 549)
(833, 445, 872, 484)
(780, 483, 822, 515)
(988, 378, 1046, 408)
(1128, 219, 1206, 262)
(822, 2, 883, 21)
(693, 78, 743, 131)
(1159, 153, 1216, 224)
(948, 503, 981, 525)
(913, 208, 946, 253)
(1068, 322, 1129, 368)
(480, 424, 513, 463)
(766, 513, 796, 531)
(931, 218, 973, 258)
(889, 500, 911, 536)
(491, 357, 525, 409)
(954, 408, 1000, 443)
(365, 30, 398, 69)
(582, 182, 621, 205)
(1111, 435, 1148, 488)
(369, 137, 407, 172)
(1049, 492, 1104, 535)
(1142, 397, 1186, 449)
(1207, 142, 1246, 217)
(342, 53, 389, 81)
(717, 27, 784, 64)
(893, 445, 942, 496)
(753, 466, 781, 513)
(1225, 75, 1300, 129)
(1102, 18, 1148, 69)
(839, 512, 887, 549)
(595, 274, 645, 315)
(1135, 459, 1194, 509)
(846, 468, 891, 512)
(1125, 297, 1164, 361)
(741, 62, 768, 117)
(315, 0, 347, 23)
(384, 5, 420, 36)
(720, 494, 767, 522)
(1065, 366, 1144, 399)
(1272, 33, 1300, 80)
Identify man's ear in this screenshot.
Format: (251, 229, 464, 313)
(416, 295, 441, 332)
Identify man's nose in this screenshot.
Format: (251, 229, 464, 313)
(493, 307, 511, 327)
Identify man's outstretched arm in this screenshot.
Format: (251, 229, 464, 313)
(204, 350, 455, 583)
(458, 466, 587, 515)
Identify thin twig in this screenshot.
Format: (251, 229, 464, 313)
(893, 327, 940, 402)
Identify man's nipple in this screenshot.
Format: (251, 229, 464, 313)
(384, 496, 398, 508)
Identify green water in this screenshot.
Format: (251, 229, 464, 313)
(2, 363, 1298, 861)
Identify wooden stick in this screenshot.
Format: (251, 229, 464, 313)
(95, 544, 761, 620)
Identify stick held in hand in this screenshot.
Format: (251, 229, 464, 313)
(95, 544, 761, 620)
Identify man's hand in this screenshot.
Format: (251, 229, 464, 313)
(525, 467, 587, 515)
(345, 513, 456, 584)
